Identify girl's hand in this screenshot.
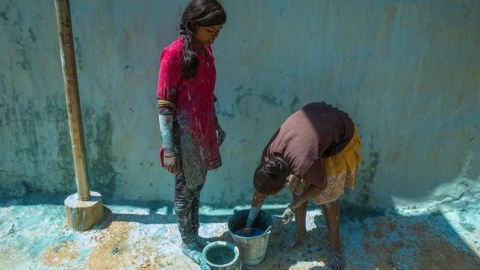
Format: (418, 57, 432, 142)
(237, 228, 253, 237)
(277, 207, 295, 225)
(216, 127, 226, 146)
(163, 151, 180, 174)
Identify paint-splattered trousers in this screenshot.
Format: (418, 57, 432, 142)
(174, 170, 204, 244)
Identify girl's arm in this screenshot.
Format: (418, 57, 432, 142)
(245, 191, 266, 228)
(278, 177, 327, 224)
(158, 110, 175, 153)
(158, 112, 180, 174)
(289, 164, 328, 211)
(290, 183, 325, 211)
(213, 99, 225, 146)
(157, 47, 182, 174)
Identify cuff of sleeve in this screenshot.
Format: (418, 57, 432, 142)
(163, 151, 177, 158)
(158, 99, 175, 115)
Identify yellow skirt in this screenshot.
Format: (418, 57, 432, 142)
(289, 126, 362, 205)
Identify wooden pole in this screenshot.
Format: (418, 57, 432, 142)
(54, 0, 90, 201)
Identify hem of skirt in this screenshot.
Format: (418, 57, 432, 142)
(312, 192, 344, 205)
(206, 159, 222, 170)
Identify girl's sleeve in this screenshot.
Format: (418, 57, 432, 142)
(157, 48, 182, 114)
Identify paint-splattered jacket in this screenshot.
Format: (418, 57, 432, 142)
(157, 36, 221, 187)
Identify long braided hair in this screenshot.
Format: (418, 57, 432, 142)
(179, 0, 226, 78)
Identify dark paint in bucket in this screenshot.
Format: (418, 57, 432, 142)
(234, 228, 264, 237)
(228, 210, 272, 266)
(228, 210, 272, 233)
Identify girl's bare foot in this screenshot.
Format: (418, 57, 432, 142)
(328, 249, 344, 270)
(279, 231, 308, 251)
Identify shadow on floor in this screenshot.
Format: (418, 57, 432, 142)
(1, 193, 479, 269)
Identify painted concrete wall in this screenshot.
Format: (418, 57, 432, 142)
(1, 0, 479, 209)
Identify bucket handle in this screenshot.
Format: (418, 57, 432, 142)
(264, 225, 272, 234)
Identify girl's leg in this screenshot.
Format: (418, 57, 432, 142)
(191, 183, 208, 247)
(174, 171, 202, 264)
(175, 171, 197, 244)
(190, 183, 201, 235)
(280, 195, 309, 251)
(322, 200, 344, 270)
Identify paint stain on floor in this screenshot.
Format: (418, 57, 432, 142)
(360, 216, 480, 269)
(1, 194, 479, 269)
(42, 241, 80, 267)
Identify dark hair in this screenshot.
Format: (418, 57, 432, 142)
(253, 158, 289, 195)
(179, 0, 227, 78)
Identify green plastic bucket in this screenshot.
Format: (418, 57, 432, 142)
(200, 241, 241, 270)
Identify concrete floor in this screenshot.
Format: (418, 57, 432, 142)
(1, 193, 479, 270)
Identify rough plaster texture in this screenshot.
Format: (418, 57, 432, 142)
(1, 0, 479, 212)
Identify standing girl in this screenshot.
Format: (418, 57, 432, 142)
(156, 0, 226, 264)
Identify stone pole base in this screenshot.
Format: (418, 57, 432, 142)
(64, 191, 103, 231)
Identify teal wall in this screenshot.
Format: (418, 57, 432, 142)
(1, 0, 479, 209)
